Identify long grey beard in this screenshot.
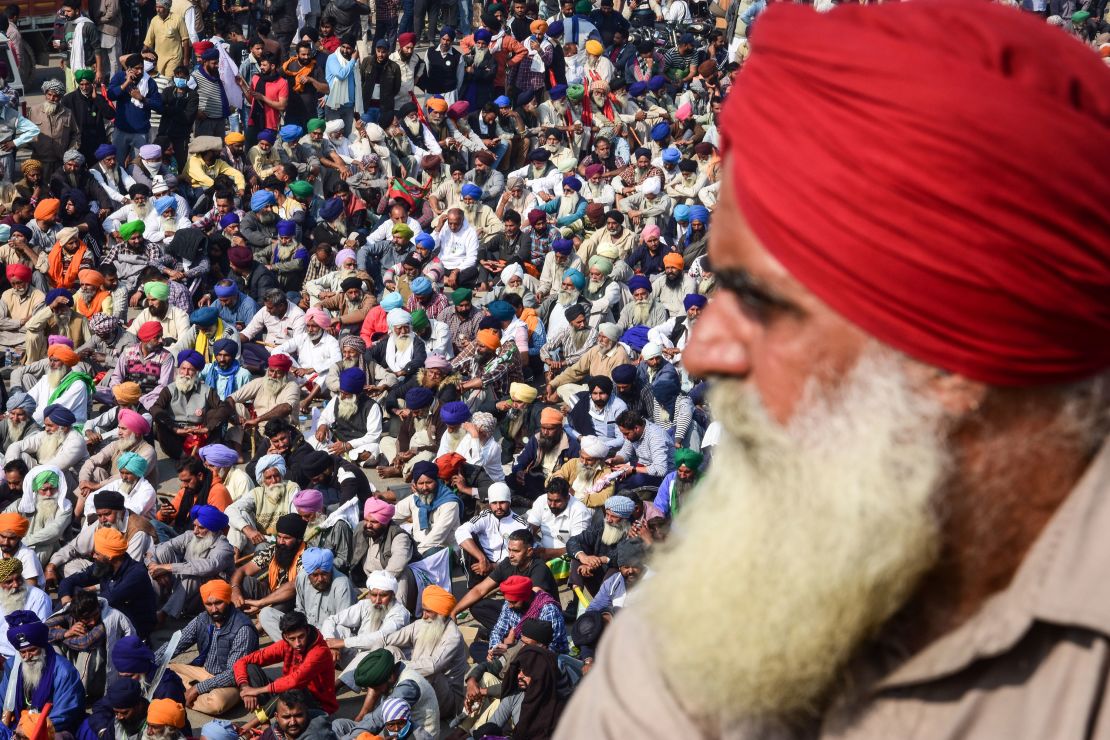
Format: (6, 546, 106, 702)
(601, 520, 629, 546)
(21, 656, 44, 701)
(341, 358, 357, 370)
(393, 336, 412, 352)
(6, 421, 25, 440)
(175, 374, 198, 393)
(0, 585, 25, 614)
(133, 202, 151, 219)
(263, 483, 287, 505)
(38, 430, 64, 462)
(41, 101, 57, 115)
(570, 328, 590, 350)
(187, 532, 216, 559)
(116, 431, 139, 451)
(33, 497, 59, 530)
(365, 603, 387, 633)
(47, 368, 67, 390)
(264, 377, 286, 395)
(337, 396, 359, 420)
(557, 289, 579, 306)
(587, 279, 605, 296)
(117, 479, 134, 495)
(413, 615, 449, 659)
(630, 300, 652, 323)
(504, 285, 525, 297)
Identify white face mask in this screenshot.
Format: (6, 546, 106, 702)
(143, 60, 155, 73)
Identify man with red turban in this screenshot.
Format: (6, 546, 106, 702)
(225, 353, 301, 450)
(101, 320, 174, 411)
(559, 2, 1110, 737)
(0, 261, 44, 358)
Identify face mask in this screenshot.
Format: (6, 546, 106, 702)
(143, 60, 155, 72)
(173, 77, 187, 88)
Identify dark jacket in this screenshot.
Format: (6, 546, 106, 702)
(361, 57, 402, 118)
(239, 262, 279, 303)
(566, 518, 622, 563)
(58, 555, 158, 640)
(367, 334, 427, 380)
(157, 85, 200, 140)
(512, 432, 580, 478)
(106, 70, 164, 133)
(61, 89, 115, 159)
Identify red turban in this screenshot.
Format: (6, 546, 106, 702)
(435, 452, 466, 481)
(268, 354, 293, 372)
(721, 0, 1110, 386)
(5, 264, 31, 283)
(500, 575, 534, 601)
(135, 322, 162, 342)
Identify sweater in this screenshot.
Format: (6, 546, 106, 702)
(234, 628, 338, 713)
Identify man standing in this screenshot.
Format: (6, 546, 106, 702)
(27, 81, 79, 182)
(61, 71, 114, 163)
(143, 0, 189, 79)
(191, 48, 231, 138)
(107, 54, 164, 162)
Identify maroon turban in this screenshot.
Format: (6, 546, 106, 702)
(721, 0, 1110, 386)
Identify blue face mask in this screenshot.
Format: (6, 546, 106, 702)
(173, 77, 188, 89)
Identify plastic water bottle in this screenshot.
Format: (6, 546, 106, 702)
(4, 350, 11, 367)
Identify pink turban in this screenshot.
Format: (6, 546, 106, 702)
(363, 497, 395, 525)
(292, 488, 325, 513)
(117, 408, 151, 436)
(304, 307, 333, 329)
(641, 224, 661, 241)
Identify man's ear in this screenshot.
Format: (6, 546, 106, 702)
(917, 366, 989, 416)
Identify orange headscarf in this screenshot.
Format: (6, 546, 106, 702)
(47, 237, 87, 290)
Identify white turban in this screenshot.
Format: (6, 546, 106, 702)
(387, 308, 412, 327)
(325, 119, 345, 135)
(500, 263, 524, 285)
(580, 435, 609, 458)
(598, 322, 621, 342)
(641, 342, 663, 359)
(640, 176, 662, 196)
(367, 570, 398, 593)
(364, 123, 386, 142)
(487, 482, 512, 503)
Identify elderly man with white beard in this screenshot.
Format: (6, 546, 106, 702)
(26, 344, 93, 426)
(290, 548, 354, 645)
(226, 455, 301, 555)
(2, 467, 72, 578)
(548, 324, 629, 406)
(456, 184, 505, 249)
(46, 490, 155, 584)
(0, 611, 85, 731)
(226, 354, 302, 449)
(615, 275, 669, 332)
(272, 308, 342, 381)
(392, 461, 462, 557)
(0, 559, 50, 660)
(22, 288, 91, 364)
(312, 368, 384, 466)
(150, 350, 232, 459)
(324, 570, 412, 692)
(78, 408, 158, 489)
(367, 309, 429, 395)
(558, 4, 1110, 738)
(539, 301, 594, 378)
(0, 394, 40, 451)
(146, 505, 235, 622)
(551, 435, 621, 508)
(564, 494, 636, 602)
(73, 452, 157, 521)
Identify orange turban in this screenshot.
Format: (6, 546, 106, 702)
(77, 269, 105, 288)
(663, 252, 685, 270)
(93, 528, 127, 558)
(426, 97, 448, 113)
(540, 407, 564, 425)
(19, 711, 54, 740)
(475, 329, 500, 350)
(47, 344, 79, 367)
(421, 584, 457, 616)
(146, 699, 186, 729)
(224, 132, 245, 145)
(530, 19, 548, 35)
(199, 579, 233, 603)
(112, 382, 142, 405)
(34, 199, 59, 221)
(0, 513, 29, 537)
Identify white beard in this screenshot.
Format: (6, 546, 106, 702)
(46, 368, 66, 391)
(600, 520, 629, 546)
(263, 483, 287, 505)
(557, 289, 579, 306)
(187, 532, 216, 559)
(117, 478, 135, 495)
(630, 300, 652, 324)
(264, 377, 286, 395)
(504, 285, 525, 297)
(174, 374, 198, 393)
(6, 421, 25, 440)
(133, 202, 152, 219)
(364, 602, 387, 633)
(587, 278, 604, 294)
(337, 396, 359, 420)
(0, 585, 25, 614)
(37, 430, 65, 462)
(413, 615, 449, 659)
(21, 654, 44, 701)
(42, 101, 57, 115)
(393, 335, 412, 353)
(639, 345, 949, 726)
(33, 497, 59, 530)
(117, 430, 139, 451)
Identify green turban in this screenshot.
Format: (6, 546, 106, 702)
(73, 69, 94, 83)
(1072, 9, 1090, 20)
(450, 287, 473, 305)
(306, 118, 326, 132)
(119, 220, 146, 241)
(587, 255, 613, 276)
(392, 223, 415, 240)
(116, 451, 149, 477)
(288, 180, 314, 199)
(673, 447, 703, 471)
(574, 0, 591, 11)
(410, 309, 429, 332)
(143, 281, 170, 301)
(354, 649, 396, 688)
(32, 470, 59, 491)
(567, 84, 585, 102)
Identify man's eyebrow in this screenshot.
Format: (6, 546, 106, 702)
(715, 267, 803, 314)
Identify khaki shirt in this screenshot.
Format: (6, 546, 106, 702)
(557, 441, 1110, 739)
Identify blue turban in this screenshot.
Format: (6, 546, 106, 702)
(43, 404, 76, 427)
(628, 81, 648, 97)
(612, 363, 636, 384)
(105, 678, 144, 709)
(650, 122, 671, 142)
(411, 276, 433, 295)
(213, 281, 238, 298)
(250, 190, 276, 210)
(549, 84, 567, 100)
(562, 176, 582, 192)
(460, 183, 482, 200)
(154, 196, 176, 215)
(552, 238, 573, 255)
(528, 149, 551, 162)
(212, 338, 238, 357)
(44, 288, 72, 306)
(339, 367, 366, 394)
(219, 213, 240, 228)
(177, 349, 205, 370)
(548, 20, 564, 36)
(111, 635, 156, 673)
(255, 454, 287, 480)
(516, 90, 535, 106)
(94, 143, 116, 161)
(620, 324, 650, 352)
(688, 205, 709, 224)
(604, 494, 636, 519)
(380, 292, 404, 311)
(198, 443, 239, 468)
(439, 26, 456, 39)
(200, 47, 220, 61)
(256, 129, 276, 144)
(190, 306, 219, 326)
(276, 219, 297, 237)
(486, 300, 514, 322)
(190, 504, 229, 532)
(674, 204, 691, 223)
(5, 610, 48, 650)
(279, 124, 304, 142)
(474, 28, 492, 42)
(319, 197, 344, 221)
(494, 95, 511, 107)
(404, 386, 435, 410)
(302, 547, 334, 574)
(661, 147, 681, 164)
(440, 400, 471, 425)
(647, 75, 666, 91)
(6, 391, 35, 413)
(201, 720, 239, 740)
(415, 232, 436, 249)
(628, 275, 651, 293)
(683, 293, 708, 311)
(564, 268, 585, 291)
(411, 460, 438, 482)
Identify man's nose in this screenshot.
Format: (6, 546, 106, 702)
(683, 291, 754, 381)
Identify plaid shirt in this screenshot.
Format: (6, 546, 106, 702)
(451, 341, 522, 397)
(513, 41, 553, 93)
(154, 608, 259, 693)
(443, 307, 484, 355)
(490, 598, 569, 654)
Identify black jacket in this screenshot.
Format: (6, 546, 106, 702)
(157, 85, 200, 140)
(361, 57, 402, 119)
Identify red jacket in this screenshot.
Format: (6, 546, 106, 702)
(233, 629, 338, 714)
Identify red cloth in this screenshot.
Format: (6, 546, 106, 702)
(233, 630, 338, 714)
(721, 0, 1110, 386)
(500, 574, 534, 601)
(267, 354, 293, 371)
(5, 264, 31, 283)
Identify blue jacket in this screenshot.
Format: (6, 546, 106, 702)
(58, 556, 158, 641)
(0, 653, 85, 731)
(106, 71, 164, 133)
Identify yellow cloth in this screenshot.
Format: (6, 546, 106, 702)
(195, 318, 223, 361)
(142, 13, 189, 77)
(184, 155, 246, 191)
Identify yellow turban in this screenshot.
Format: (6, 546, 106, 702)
(112, 381, 142, 405)
(509, 382, 538, 403)
(224, 132, 245, 145)
(585, 39, 604, 56)
(426, 97, 448, 113)
(0, 557, 23, 582)
(93, 528, 127, 558)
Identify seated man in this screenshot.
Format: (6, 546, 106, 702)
(509, 407, 579, 499)
(565, 494, 636, 601)
(156, 458, 229, 533)
(110, 636, 187, 702)
(292, 548, 354, 644)
(526, 476, 593, 559)
(551, 434, 620, 508)
(259, 689, 338, 740)
(225, 455, 301, 554)
(367, 309, 428, 394)
(102, 321, 174, 412)
(225, 354, 301, 450)
(652, 447, 703, 519)
(311, 367, 384, 467)
(392, 461, 462, 557)
(293, 489, 355, 573)
(170, 306, 241, 366)
(78, 408, 158, 488)
(586, 537, 647, 621)
(454, 483, 529, 587)
(144, 699, 188, 740)
(74, 452, 156, 521)
(230, 514, 308, 634)
(27, 343, 93, 425)
(376, 386, 444, 480)
(610, 409, 673, 492)
(337, 649, 440, 740)
(0, 395, 39, 452)
(488, 575, 569, 659)
(564, 375, 628, 456)
(233, 610, 338, 716)
(272, 307, 341, 380)
(375, 585, 468, 720)
(45, 589, 135, 698)
(548, 325, 629, 406)
(156, 579, 260, 716)
(198, 443, 252, 504)
(198, 339, 253, 400)
(352, 499, 419, 614)
(23, 289, 90, 364)
(79, 678, 150, 740)
(58, 529, 158, 641)
(151, 350, 232, 459)
(297, 450, 373, 513)
(3, 404, 88, 474)
(322, 571, 412, 692)
(47, 490, 155, 584)
(0, 611, 85, 731)
(146, 505, 235, 622)
(0, 558, 51, 659)
(129, 282, 190, 343)
(3, 468, 70, 571)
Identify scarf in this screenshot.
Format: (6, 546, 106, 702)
(194, 320, 223, 361)
(13, 648, 59, 714)
(282, 57, 316, 93)
(250, 71, 279, 126)
(47, 241, 87, 289)
(48, 371, 95, 405)
(268, 541, 305, 591)
(413, 483, 461, 532)
(510, 589, 559, 640)
(195, 67, 230, 118)
(75, 290, 108, 319)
